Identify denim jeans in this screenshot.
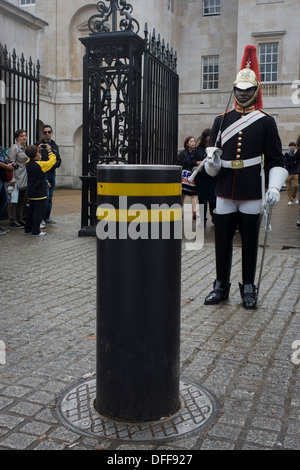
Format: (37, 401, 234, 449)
(299, 181, 300, 221)
(44, 172, 56, 220)
(0, 178, 8, 220)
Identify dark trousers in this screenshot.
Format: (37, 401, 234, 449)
(8, 188, 27, 223)
(25, 199, 46, 235)
(196, 175, 216, 223)
(214, 211, 262, 286)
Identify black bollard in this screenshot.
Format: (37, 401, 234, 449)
(95, 164, 182, 421)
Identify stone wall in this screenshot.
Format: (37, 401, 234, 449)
(175, 0, 239, 146)
(1, 0, 300, 188)
(0, 0, 47, 62)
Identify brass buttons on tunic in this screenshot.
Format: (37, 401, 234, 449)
(237, 131, 243, 158)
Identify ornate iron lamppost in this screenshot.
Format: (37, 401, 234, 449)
(88, 0, 140, 34)
(79, 0, 144, 235)
(78, 0, 179, 236)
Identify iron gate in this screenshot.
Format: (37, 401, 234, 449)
(0, 45, 40, 148)
(142, 26, 178, 165)
(78, 0, 179, 235)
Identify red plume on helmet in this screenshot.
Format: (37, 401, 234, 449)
(235, 44, 263, 110)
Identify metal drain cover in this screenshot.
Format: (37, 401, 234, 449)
(56, 377, 217, 442)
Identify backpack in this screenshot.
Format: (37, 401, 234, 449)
(3, 147, 10, 160)
(0, 146, 18, 183)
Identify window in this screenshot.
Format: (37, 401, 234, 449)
(202, 56, 219, 90)
(203, 0, 221, 16)
(168, 0, 174, 12)
(21, 0, 35, 5)
(256, 0, 283, 3)
(259, 43, 278, 82)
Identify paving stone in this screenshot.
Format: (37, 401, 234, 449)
(19, 421, 52, 436)
(0, 192, 299, 450)
(0, 432, 38, 450)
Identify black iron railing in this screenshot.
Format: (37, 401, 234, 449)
(0, 45, 40, 148)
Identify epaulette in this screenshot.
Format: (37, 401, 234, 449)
(217, 108, 235, 117)
(260, 110, 272, 117)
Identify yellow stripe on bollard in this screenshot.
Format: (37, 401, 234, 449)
(97, 207, 182, 222)
(97, 182, 182, 196)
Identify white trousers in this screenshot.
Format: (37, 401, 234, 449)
(216, 197, 263, 215)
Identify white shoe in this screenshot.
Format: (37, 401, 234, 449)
(294, 199, 298, 204)
(40, 220, 46, 228)
(31, 232, 46, 237)
(287, 201, 293, 205)
(45, 218, 57, 224)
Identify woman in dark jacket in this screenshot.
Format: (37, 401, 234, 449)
(176, 136, 198, 219)
(194, 128, 217, 227)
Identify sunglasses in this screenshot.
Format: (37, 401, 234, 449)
(43, 130, 52, 134)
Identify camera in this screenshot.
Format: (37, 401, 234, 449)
(41, 144, 47, 149)
(12, 163, 19, 169)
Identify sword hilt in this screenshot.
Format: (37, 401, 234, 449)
(188, 158, 207, 182)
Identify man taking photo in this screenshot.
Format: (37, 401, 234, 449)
(36, 124, 61, 226)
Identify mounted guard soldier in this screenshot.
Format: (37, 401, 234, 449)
(204, 44, 288, 309)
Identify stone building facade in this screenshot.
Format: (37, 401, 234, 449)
(1, 0, 299, 188)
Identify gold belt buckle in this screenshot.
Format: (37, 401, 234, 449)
(231, 160, 244, 169)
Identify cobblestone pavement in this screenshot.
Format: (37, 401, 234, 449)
(0, 189, 299, 451)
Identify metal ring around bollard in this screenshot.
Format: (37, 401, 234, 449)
(95, 164, 182, 421)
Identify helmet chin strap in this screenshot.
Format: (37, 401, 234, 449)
(235, 96, 256, 108)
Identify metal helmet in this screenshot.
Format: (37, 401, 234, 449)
(233, 45, 263, 109)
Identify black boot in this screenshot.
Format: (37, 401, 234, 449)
(204, 212, 237, 305)
(237, 212, 262, 309)
(205, 280, 231, 304)
(239, 282, 257, 309)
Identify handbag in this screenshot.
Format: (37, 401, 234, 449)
(0, 165, 14, 182)
(182, 169, 197, 195)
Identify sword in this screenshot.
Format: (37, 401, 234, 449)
(214, 89, 234, 147)
(188, 157, 207, 182)
(256, 204, 272, 302)
(188, 90, 233, 183)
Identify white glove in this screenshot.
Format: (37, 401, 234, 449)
(265, 187, 280, 206)
(265, 166, 288, 207)
(204, 147, 222, 177)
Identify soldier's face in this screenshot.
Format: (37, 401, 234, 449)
(234, 86, 257, 104)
